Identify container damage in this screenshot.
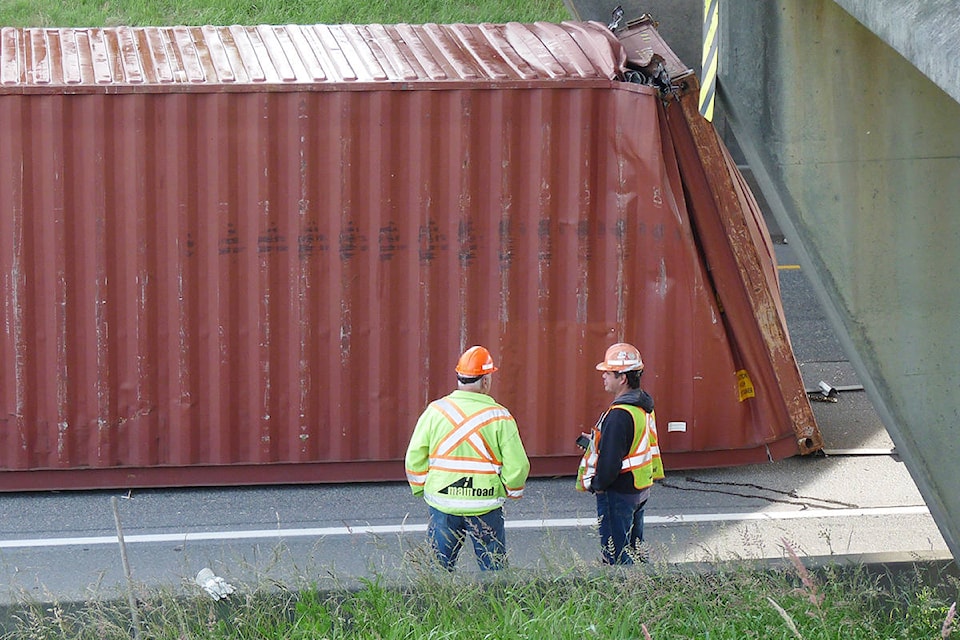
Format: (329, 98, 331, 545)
(0, 18, 822, 491)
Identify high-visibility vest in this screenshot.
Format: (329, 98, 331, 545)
(405, 390, 530, 516)
(576, 403, 664, 492)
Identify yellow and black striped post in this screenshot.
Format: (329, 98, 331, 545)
(699, 0, 719, 121)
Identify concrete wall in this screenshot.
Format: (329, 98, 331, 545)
(832, 0, 960, 105)
(718, 1, 960, 560)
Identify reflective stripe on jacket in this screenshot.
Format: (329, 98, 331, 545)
(405, 389, 530, 516)
(576, 403, 664, 492)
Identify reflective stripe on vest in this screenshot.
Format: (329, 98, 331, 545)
(620, 411, 653, 471)
(575, 412, 606, 491)
(427, 398, 509, 475)
(504, 486, 523, 498)
(406, 469, 427, 486)
(578, 404, 659, 491)
(612, 404, 662, 486)
(429, 458, 501, 474)
(425, 492, 505, 512)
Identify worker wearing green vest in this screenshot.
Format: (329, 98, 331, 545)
(406, 346, 530, 570)
(577, 342, 664, 564)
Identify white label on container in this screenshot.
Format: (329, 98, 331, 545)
(667, 421, 687, 433)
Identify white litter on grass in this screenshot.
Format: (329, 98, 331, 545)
(195, 567, 235, 601)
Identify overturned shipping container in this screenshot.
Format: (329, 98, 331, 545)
(0, 18, 822, 490)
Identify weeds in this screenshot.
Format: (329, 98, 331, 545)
(943, 601, 957, 638)
(1, 554, 956, 639)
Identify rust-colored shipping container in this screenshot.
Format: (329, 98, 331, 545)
(0, 18, 821, 491)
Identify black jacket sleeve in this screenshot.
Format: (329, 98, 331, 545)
(592, 407, 634, 492)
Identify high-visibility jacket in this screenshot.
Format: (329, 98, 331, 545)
(576, 403, 664, 493)
(405, 389, 530, 516)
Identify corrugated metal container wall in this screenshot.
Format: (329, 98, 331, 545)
(0, 22, 818, 490)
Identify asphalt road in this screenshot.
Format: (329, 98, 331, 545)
(0, 242, 949, 608)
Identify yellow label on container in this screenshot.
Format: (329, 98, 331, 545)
(736, 369, 755, 401)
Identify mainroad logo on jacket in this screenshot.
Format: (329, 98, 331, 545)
(441, 477, 496, 498)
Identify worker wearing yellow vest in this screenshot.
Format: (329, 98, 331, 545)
(405, 346, 530, 570)
(576, 342, 664, 564)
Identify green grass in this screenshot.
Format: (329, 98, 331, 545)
(3, 559, 957, 639)
(0, 0, 571, 28)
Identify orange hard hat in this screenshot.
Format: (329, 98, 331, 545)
(456, 346, 498, 377)
(595, 342, 644, 372)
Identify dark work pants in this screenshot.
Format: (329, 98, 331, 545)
(596, 490, 647, 565)
(427, 505, 506, 570)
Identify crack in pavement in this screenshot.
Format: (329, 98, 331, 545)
(658, 477, 860, 510)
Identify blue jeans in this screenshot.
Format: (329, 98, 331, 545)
(596, 491, 647, 565)
(427, 506, 507, 570)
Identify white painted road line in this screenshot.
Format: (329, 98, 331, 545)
(512, 505, 930, 528)
(0, 505, 930, 550)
